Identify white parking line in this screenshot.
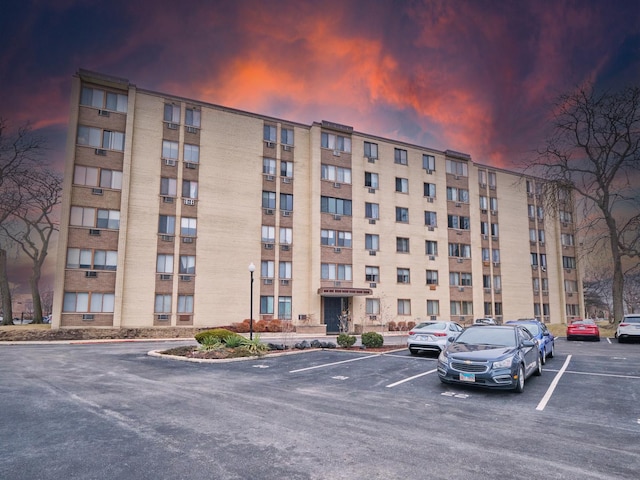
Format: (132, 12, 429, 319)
(544, 370, 640, 380)
(386, 369, 437, 388)
(536, 355, 571, 411)
(289, 354, 379, 373)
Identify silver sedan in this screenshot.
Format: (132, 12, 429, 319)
(408, 321, 464, 355)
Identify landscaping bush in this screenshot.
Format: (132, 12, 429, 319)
(194, 328, 243, 344)
(397, 321, 407, 331)
(387, 321, 397, 331)
(407, 321, 416, 330)
(361, 331, 384, 348)
(337, 333, 357, 348)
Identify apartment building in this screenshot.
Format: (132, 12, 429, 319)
(51, 70, 584, 332)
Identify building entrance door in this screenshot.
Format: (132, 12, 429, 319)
(324, 297, 343, 334)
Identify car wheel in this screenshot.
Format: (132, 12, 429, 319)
(595, 336, 600, 342)
(540, 348, 546, 365)
(617, 336, 624, 344)
(514, 364, 525, 393)
(548, 343, 554, 358)
(567, 336, 573, 341)
(409, 348, 417, 355)
(534, 354, 542, 376)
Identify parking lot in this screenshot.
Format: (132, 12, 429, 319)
(1, 337, 639, 479)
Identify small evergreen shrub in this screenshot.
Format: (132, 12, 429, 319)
(337, 333, 357, 348)
(195, 328, 243, 344)
(361, 331, 384, 348)
(387, 321, 397, 332)
(406, 321, 416, 330)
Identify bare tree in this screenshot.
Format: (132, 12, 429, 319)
(0, 119, 49, 325)
(1, 169, 61, 324)
(623, 271, 640, 314)
(530, 83, 640, 324)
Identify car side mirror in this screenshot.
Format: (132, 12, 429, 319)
(448, 336, 456, 342)
(522, 340, 535, 347)
(543, 332, 549, 336)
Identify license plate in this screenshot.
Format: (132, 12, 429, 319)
(418, 335, 433, 341)
(459, 372, 475, 382)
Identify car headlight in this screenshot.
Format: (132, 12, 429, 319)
(492, 356, 514, 369)
(438, 351, 448, 366)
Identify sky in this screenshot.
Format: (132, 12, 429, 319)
(1, 0, 639, 294)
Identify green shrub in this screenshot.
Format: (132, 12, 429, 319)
(361, 331, 384, 348)
(239, 334, 269, 356)
(195, 328, 243, 345)
(337, 333, 357, 348)
(222, 335, 245, 348)
(198, 336, 224, 352)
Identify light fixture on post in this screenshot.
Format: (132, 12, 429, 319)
(248, 262, 255, 340)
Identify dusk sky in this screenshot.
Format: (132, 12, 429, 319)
(1, 0, 639, 292)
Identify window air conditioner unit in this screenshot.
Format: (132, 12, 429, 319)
(264, 208, 274, 215)
(369, 283, 377, 288)
(541, 266, 546, 272)
(95, 149, 107, 156)
(491, 210, 497, 215)
(264, 243, 274, 250)
(186, 126, 198, 134)
(369, 315, 377, 320)
(91, 188, 103, 195)
(481, 209, 487, 214)
(185, 162, 197, 169)
(265, 175, 275, 181)
(160, 235, 174, 242)
(85, 271, 97, 278)
(98, 109, 110, 117)
(428, 226, 435, 231)
(425, 169, 433, 174)
(334, 281, 341, 287)
(179, 275, 192, 282)
(164, 158, 176, 166)
(429, 255, 435, 261)
(162, 196, 173, 203)
(183, 198, 195, 205)
(480, 183, 487, 188)
(455, 202, 461, 207)
(430, 315, 437, 321)
(333, 150, 341, 156)
(281, 244, 290, 251)
(458, 287, 464, 292)
(280, 279, 290, 286)
(282, 145, 292, 151)
(369, 250, 376, 256)
(334, 247, 341, 253)
(159, 274, 172, 281)
(457, 258, 464, 263)
(265, 141, 275, 148)
(82, 314, 94, 320)
(568, 292, 573, 297)
(167, 122, 178, 130)
(368, 188, 376, 194)
(333, 214, 341, 220)
(493, 262, 500, 267)
(264, 279, 273, 285)
(367, 157, 376, 163)
(182, 237, 194, 243)
(156, 314, 169, 320)
(369, 219, 376, 225)
(427, 197, 434, 203)
(334, 182, 341, 188)
(282, 210, 291, 217)
(282, 177, 292, 184)
(89, 229, 101, 236)
(482, 234, 488, 240)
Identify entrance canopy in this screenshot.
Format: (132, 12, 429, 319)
(317, 287, 373, 297)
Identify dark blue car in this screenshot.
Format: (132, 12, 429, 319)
(505, 319, 555, 364)
(437, 325, 541, 393)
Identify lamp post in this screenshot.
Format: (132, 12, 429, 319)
(248, 262, 255, 340)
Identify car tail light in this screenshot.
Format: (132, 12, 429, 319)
(433, 332, 447, 337)
(619, 323, 629, 327)
(408, 331, 415, 335)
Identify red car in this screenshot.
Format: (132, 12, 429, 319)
(566, 319, 600, 341)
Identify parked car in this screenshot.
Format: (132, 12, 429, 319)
(473, 318, 497, 325)
(407, 321, 463, 355)
(43, 315, 52, 324)
(566, 319, 600, 341)
(615, 314, 640, 343)
(505, 319, 555, 364)
(437, 325, 541, 393)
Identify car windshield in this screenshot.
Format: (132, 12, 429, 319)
(414, 322, 447, 331)
(624, 316, 640, 324)
(455, 327, 517, 347)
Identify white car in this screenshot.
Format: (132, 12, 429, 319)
(616, 314, 640, 343)
(473, 318, 497, 325)
(408, 321, 463, 355)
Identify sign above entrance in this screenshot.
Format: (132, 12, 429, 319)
(317, 287, 373, 297)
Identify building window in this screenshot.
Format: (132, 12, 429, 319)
(366, 298, 380, 315)
(446, 159, 468, 177)
(483, 275, 492, 289)
(264, 125, 277, 142)
(482, 248, 490, 262)
(321, 263, 352, 280)
(321, 196, 352, 216)
(427, 300, 439, 315)
(491, 223, 499, 237)
(490, 197, 498, 211)
(396, 237, 410, 253)
(563, 256, 576, 269)
(96, 209, 120, 229)
(488, 172, 497, 188)
(426, 270, 438, 285)
(364, 142, 378, 159)
(164, 104, 180, 123)
(63, 292, 115, 313)
(77, 125, 124, 151)
(182, 180, 198, 199)
(278, 296, 292, 320)
(156, 254, 174, 273)
(178, 295, 194, 314)
(395, 207, 409, 223)
(262, 158, 276, 175)
(566, 303, 579, 316)
(423, 154, 435, 171)
(280, 227, 292, 245)
(365, 234, 379, 251)
(529, 229, 537, 242)
(494, 276, 501, 290)
(162, 140, 178, 160)
(479, 196, 488, 210)
(321, 229, 336, 246)
(448, 215, 470, 230)
(484, 302, 492, 316)
(158, 215, 175, 235)
(280, 193, 293, 211)
(365, 172, 379, 189)
(262, 191, 276, 209)
(397, 268, 410, 284)
(161, 177, 177, 197)
(461, 273, 473, 286)
(424, 211, 437, 227)
(559, 211, 573, 223)
(537, 206, 544, 220)
(179, 255, 196, 275)
(261, 226, 275, 243)
(155, 294, 171, 313)
(446, 187, 469, 203)
(481, 222, 490, 236)
(281, 161, 293, 178)
(281, 127, 294, 146)
(337, 231, 352, 247)
(448, 243, 471, 258)
(425, 240, 438, 256)
(81, 87, 127, 113)
(533, 277, 540, 292)
(531, 253, 539, 267)
(185, 108, 200, 127)
(528, 205, 536, 219)
(565, 280, 577, 293)
(562, 233, 575, 246)
(424, 183, 436, 198)
(492, 249, 501, 264)
(67, 248, 117, 270)
(184, 144, 200, 163)
(66, 248, 91, 269)
(479, 170, 487, 185)
(395, 177, 409, 193)
(365, 266, 379, 282)
(261, 261, 274, 278)
(494, 302, 503, 316)
(181, 217, 197, 236)
(322, 164, 352, 183)
(74, 166, 122, 190)
(365, 203, 380, 220)
(398, 299, 411, 315)
(451, 301, 473, 315)
(279, 261, 292, 279)
(394, 148, 408, 165)
(260, 296, 274, 315)
(321, 132, 351, 152)
(538, 229, 545, 244)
